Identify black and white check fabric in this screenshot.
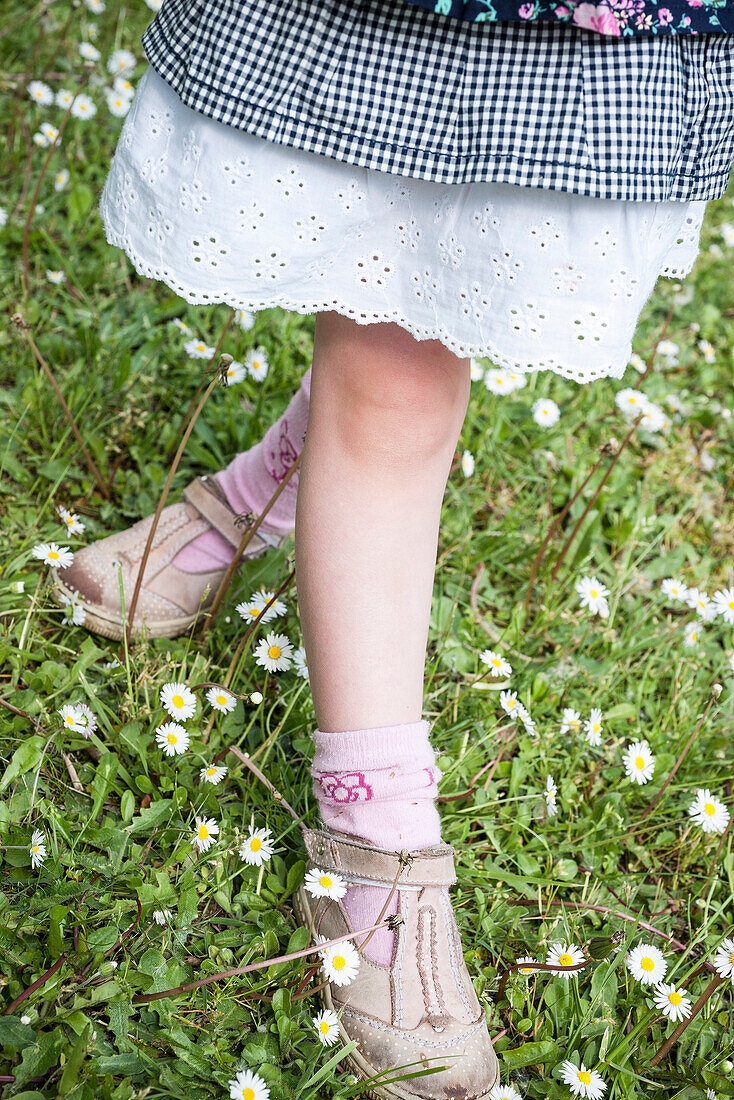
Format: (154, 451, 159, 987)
(141, 0, 734, 202)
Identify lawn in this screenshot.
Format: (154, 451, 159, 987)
(1, 1, 734, 1098)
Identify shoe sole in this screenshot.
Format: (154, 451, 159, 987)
(293, 886, 500, 1100)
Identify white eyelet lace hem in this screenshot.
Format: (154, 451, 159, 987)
(99, 65, 707, 386)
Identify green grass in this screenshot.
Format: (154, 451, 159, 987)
(2, 1, 734, 1097)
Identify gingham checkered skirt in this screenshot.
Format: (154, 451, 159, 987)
(141, 0, 734, 201)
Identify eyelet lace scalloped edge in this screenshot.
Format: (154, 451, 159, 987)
(100, 216, 697, 387)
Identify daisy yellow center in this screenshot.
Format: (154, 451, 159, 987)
(520, 966, 533, 974)
(668, 991, 682, 1005)
(217, 695, 227, 705)
(635, 756, 645, 769)
(492, 658, 501, 666)
(593, 723, 600, 733)
(250, 838, 262, 851)
(332, 955, 346, 970)
(729, 602, 734, 610)
(578, 1071, 591, 1085)
(319, 875, 332, 888)
(704, 803, 716, 816)
(242, 1090, 255, 1100)
(198, 825, 209, 840)
(249, 608, 259, 616)
(507, 699, 516, 709)
(253, 361, 260, 369)
(319, 1021, 329, 1033)
(641, 957, 655, 971)
(590, 589, 598, 598)
(691, 631, 697, 640)
(558, 953, 573, 966)
(172, 694, 184, 708)
(629, 397, 637, 404)
(268, 645, 281, 659)
(49, 551, 59, 560)
(66, 716, 74, 725)
(206, 768, 216, 776)
(167, 733, 177, 744)
(32, 845, 39, 853)
(729, 951, 734, 964)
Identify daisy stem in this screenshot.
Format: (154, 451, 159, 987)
(637, 689, 717, 822)
(197, 452, 301, 642)
(130, 917, 393, 1005)
(124, 349, 232, 644)
(649, 973, 723, 1066)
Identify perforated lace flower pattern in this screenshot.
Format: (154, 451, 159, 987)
(100, 66, 706, 385)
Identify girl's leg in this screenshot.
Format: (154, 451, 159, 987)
(296, 311, 470, 730)
(296, 311, 470, 965)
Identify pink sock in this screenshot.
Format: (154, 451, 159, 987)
(310, 720, 443, 966)
(173, 367, 311, 572)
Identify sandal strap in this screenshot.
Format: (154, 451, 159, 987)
(303, 826, 457, 887)
(182, 475, 281, 550)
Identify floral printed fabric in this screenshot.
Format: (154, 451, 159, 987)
(397, 0, 734, 36)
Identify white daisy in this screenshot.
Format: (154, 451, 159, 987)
(192, 816, 219, 853)
(516, 956, 538, 976)
(622, 741, 655, 785)
(155, 722, 190, 757)
(205, 686, 237, 713)
(480, 650, 512, 678)
(227, 1068, 270, 1100)
(253, 632, 293, 672)
(652, 982, 692, 1022)
(78, 41, 101, 61)
(319, 939, 360, 987)
(575, 576, 610, 618)
(470, 359, 485, 382)
(560, 708, 582, 735)
(661, 577, 689, 602)
(55, 89, 75, 108)
(29, 829, 46, 870)
(545, 774, 558, 817)
(106, 90, 132, 117)
(236, 590, 285, 625)
(461, 449, 475, 477)
(235, 309, 256, 330)
(85, 0, 106, 12)
(59, 703, 87, 733)
(11, 581, 25, 593)
(532, 398, 561, 427)
(183, 337, 216, 360)
(171, 317, 192, 334)
(484, 369, 519, 394)
(70, 93, 97, 119)
(505, 370, 527, 390)
(292, 646, 309, 680)
(638, 403, 666, 433)
(245, 347, 269, 381)
(199, 763, 228, 785)
(488, 1084, 523, 1100)
(683, 620, 703, 648)
(558, 1059, 607, 1099)
(712, 587, 734, 624)
(56, 505, 85, 535)
(615, 387, 650, 418)
(46, 270, 65, 284)
(304, 867, 348, 901)
(688, 789, 730, 835)
(59, 591, 86, 626)
(686, 588, 717, 622)
(28, 80, 54, 105)
(313, 1008, 340, 1046)
(518, 704, 537, 736)
(224, 360, 247, 384)
(32, 543, 73, 568)
(160, 681, 196, 721)
(239, 825, 275, 866)
(107, 49, 136, 76)
(500, 690, 521, 719)
(625, 943, 667, 985)
(152, 909, 173, 925)
(584, 708, 604, 747)
(546, 942, 585, 979)
(713, 936, 734, 981)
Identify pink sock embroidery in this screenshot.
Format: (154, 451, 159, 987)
(173, 366, 311, 572)
(310, 720, 443, 966)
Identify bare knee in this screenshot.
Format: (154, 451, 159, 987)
(311, 312, 470, 464)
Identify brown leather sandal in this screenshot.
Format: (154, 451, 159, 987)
(294, 826, 500, 1100)
(49, 475, 285, 641)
